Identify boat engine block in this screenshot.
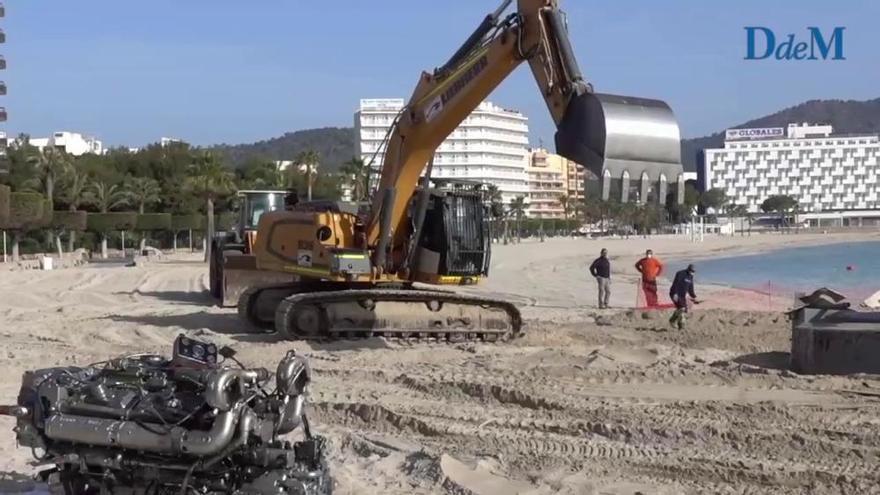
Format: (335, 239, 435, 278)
(1, 335, 331, 495)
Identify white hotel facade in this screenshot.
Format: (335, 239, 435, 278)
(30, 131, 104, 156)
(354, 98, 529, 205)
(703, 123, 880, 226)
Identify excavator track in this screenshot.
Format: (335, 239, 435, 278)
(273, 289, 522, 342)
(238, 281, 404, 330)
(238, 282, 306, 330)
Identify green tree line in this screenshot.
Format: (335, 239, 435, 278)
(483, 184, 801, 242)
(0, 135, 369, 261)
(1, 132, 804, 260)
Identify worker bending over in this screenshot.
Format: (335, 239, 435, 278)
(669, 264, 701, 329)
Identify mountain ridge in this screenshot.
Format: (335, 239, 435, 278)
(681, 97, 880, 171)
(211, 127, 356, 171)
(209, 98, 880, 173)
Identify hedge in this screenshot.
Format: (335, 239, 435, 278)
(2, 192, 45, 230)
(0, 184, 9, 225)
(136, 213, 172, 231)
(87, 212, 138, 233)
(171, 214, 203, 231)
(52, 210, 88, 232)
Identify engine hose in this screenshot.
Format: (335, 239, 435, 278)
(178, 462, 198, 495)
(179, 408, 255, 495)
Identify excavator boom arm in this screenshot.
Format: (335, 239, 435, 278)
(366, 0, 595, 262)
(233, 0, 682, 343)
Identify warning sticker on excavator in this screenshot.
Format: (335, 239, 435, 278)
(297, 250, 313, 267)
(424, 95, 443, 122)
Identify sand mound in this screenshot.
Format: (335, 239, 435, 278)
(2, 239, 880, 493)
(600, 308, 790, 352)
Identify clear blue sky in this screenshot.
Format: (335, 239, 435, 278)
(7, 1, 879, 148)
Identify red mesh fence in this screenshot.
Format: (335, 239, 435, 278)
(634, 279, 676, 310)
(636, 279, 877, 312)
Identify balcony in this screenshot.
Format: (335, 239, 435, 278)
(459, 119, 528, 134)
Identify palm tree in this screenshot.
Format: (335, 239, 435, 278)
(58, 168, 91, 211)
(56, 167, 91, 251)
(27, 147, 73, 248)
(186, 151, 235, 262)
(28, 146, 72, 207)
(125, 177, 161, 214)
(583, 197, 612, 233)
(558, 194, 571, 235)
(295, 150, 320, 201)
(508, 196, 527, 242)
(614, 202, 628, 237)
(340, 157, 370, 201)
(87, 181, 131, 258)
(126, 177, 162, 250)
(89, 182, 130, 213)
(483, 184, 504, 242)
(635, 204, 662, 237)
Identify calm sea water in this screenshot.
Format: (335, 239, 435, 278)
(681, 240, 880, 298)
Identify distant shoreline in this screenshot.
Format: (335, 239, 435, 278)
(668, 235, 880, 263)
(483, 231, 880, 314)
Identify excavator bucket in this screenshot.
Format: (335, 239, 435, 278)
(555, 92, 683, 202)
(221, 253, 294, 307)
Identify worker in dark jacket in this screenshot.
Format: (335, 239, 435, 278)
(669, 264, 701, 329)
(589, 248, 611, 309)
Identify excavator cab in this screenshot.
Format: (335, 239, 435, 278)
(411, 180, 490, 285)
(238, 190, 287, 250)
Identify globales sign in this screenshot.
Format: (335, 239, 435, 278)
(725, 127, 785, 141)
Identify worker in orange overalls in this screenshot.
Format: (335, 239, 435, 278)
(635, 249, 664, 308)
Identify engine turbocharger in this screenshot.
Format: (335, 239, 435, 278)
(0, 334, 331, 495)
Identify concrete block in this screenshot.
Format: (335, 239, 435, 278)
(791, 307, 880, 375)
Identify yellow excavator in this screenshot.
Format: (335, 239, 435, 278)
(234, 0, 682, 341)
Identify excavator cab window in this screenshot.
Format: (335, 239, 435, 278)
(419, 190, 490, 278)
(241, 192, 284, 231)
